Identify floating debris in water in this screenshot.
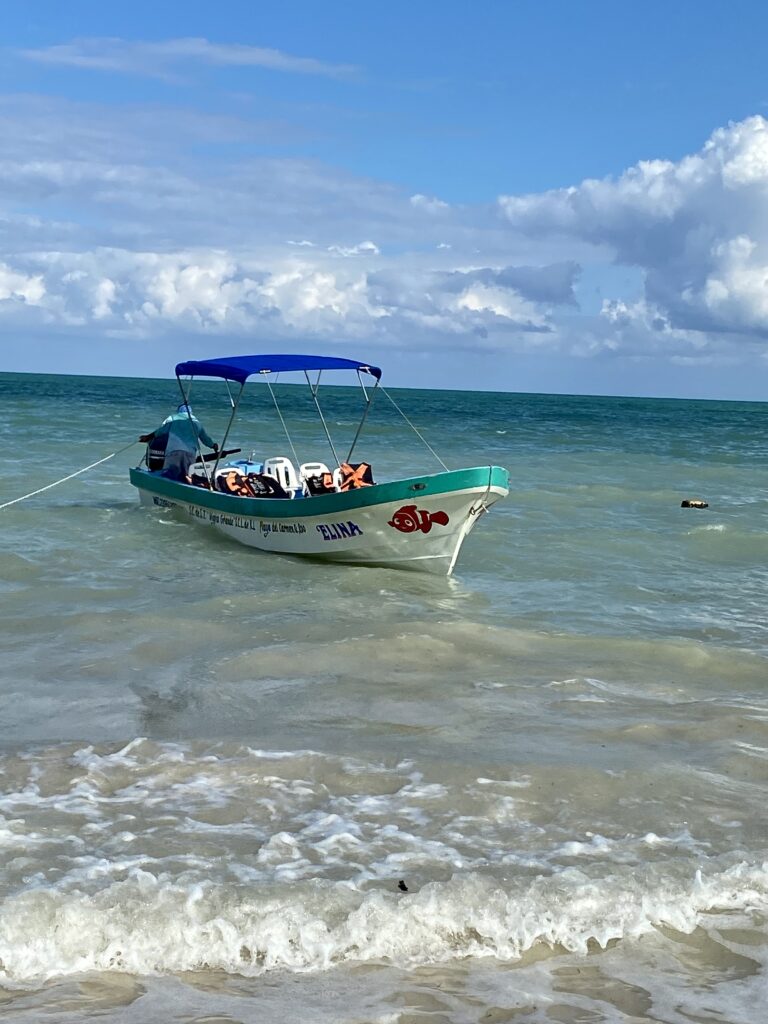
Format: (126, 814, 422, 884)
(398, 879, 409, 892)
(681, 499, 709, 509)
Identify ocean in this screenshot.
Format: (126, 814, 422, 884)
(0, 370, 767, 1024)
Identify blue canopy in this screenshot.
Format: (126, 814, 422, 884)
(175, 353, 382, 384)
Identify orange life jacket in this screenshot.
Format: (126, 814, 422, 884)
(220, 471, 253, 496)
(337, 462, 373, 491)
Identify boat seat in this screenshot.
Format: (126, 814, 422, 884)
(263, 456, 301, 495)
(300, 461, 330, 480)
(189, 463, 212, 487)
(299, 461, 332, 495)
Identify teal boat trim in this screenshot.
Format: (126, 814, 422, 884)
(130, 465, 508, 519)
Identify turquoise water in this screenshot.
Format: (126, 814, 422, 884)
(0, 371, 767, 1023)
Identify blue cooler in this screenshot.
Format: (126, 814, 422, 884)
(228, 459, 264, 475)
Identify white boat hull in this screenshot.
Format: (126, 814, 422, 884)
(131, 466, 508, 574)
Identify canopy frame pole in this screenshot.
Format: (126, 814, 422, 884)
(346, 371, 379, 463)
(177, 376, 193, 408)
(176, 375, 212, 484)
(304, 370, 341, 467)
(265, 375, 301, 467)
(210, 381, 244, 481)
(381, 386, 450, 471)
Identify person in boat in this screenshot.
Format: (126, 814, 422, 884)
(139, 403, 218, 482)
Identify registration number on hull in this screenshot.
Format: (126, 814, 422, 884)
(152, 495, 363, 542)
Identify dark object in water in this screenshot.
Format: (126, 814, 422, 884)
(397, 879, 409, 892)
(681, 499, 709, 509)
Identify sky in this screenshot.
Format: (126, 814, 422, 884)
(2, 1, 768, 398)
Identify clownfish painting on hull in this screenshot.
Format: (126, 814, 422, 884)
(388, 505, 450, 535)
(130, 353, 509, 574)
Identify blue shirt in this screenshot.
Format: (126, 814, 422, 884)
(154, 411, 216, 454)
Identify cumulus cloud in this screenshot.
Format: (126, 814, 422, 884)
(6, 79, 767, 372)
(438, 264, 580, 306)
(0, 93, 569, 350)
(0, 262, 45, 305)
(0, 248, 577, 349)
(20, 37, 357, 80)
(500, 115, 768, 343)
(365, 263, 575, 336)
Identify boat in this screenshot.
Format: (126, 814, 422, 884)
(129, 354, 509, 574)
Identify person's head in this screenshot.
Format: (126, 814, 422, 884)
(177, 403, 193, 416)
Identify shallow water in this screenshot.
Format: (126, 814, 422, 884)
(0, 371, 767, 1023)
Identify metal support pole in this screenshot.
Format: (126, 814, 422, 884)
(211, 382, 244, 479)
(346, 375, 379, 463)
(304, 370, 341, 467)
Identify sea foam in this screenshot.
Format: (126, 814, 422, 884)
(1, 861, 767, 985)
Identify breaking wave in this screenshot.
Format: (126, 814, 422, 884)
(2, 860, 767, 984)
(2, 739, 767, 990)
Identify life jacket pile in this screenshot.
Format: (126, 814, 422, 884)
(214, 464, 373, 498)
(304, 474, 333, 496)
(216, 471, 288, 499)
(329, 462, 374, 492)
(246, 473, 288, 498)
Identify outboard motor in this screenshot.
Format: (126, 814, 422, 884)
(147, 434, 168, 472)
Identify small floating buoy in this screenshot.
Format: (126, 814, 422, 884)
(681, 499, 708, 509)
(397, 879, 409, 892)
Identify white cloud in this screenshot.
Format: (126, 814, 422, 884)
(410, 193, 449, 213)
(20, 37, 357, 80)
(0, 248, 577, 350)
(5, 83, 768, 374)
(499, 115, 768, 343)
(91, 278, 116, 319)
(0, 93, 569, 351)
(0, 262, 45, 305)
(0, 95, 544, 260)
(327, 241, 380, 257)
(456, 284, 549, 328)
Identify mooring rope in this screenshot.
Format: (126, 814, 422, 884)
(0, 441, 139, 511)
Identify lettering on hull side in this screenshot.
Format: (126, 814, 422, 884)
(258, 520, 309, 537)
(316, 521, 364, 542)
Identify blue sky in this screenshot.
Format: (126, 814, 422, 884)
(3, 1, 768, 397)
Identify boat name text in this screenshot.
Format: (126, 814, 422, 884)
(316, 521, 363, 541)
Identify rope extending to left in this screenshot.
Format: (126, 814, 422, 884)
(0, 441, 139, 511)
